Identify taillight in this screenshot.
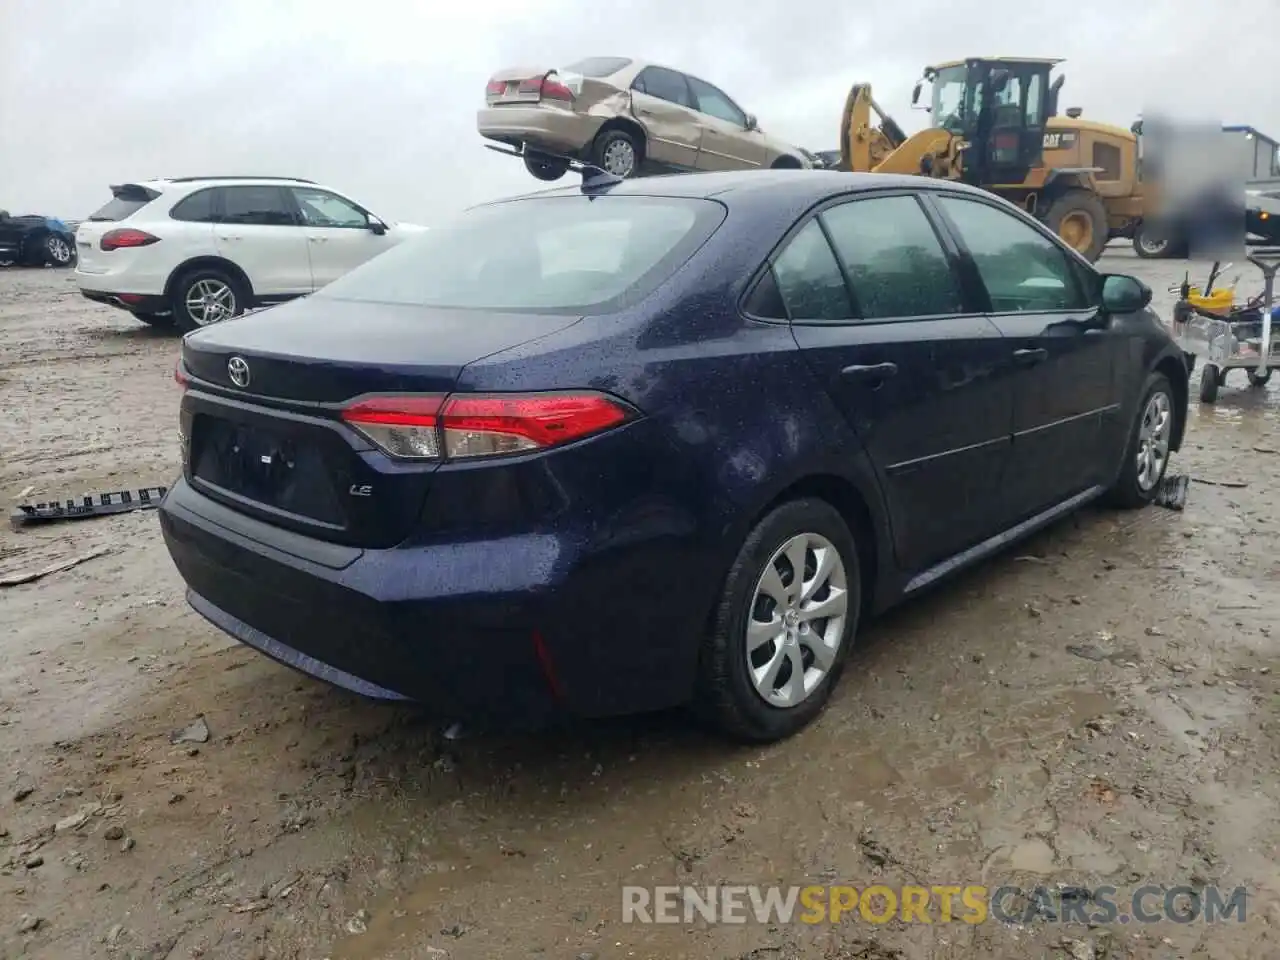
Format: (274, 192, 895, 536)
(516, 74, 574, 103)
(100, 228, 160, 252)
(485, 79, 506, 97)
(340, 391, 633, 461)
(539, 77, 574, 102)
(174, 358, 189, 388)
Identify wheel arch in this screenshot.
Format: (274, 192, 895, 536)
(771, 154, 804, 170)
(164, 256, 254, 302)
(1041, 169, 1097, 198)
(595, 116, 647, 160)
(744, 472, 884, 620)
(1153, 354, 1189, 452)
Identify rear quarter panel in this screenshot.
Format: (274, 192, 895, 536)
(447, 203, 896, 706)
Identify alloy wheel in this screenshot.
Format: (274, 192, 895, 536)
(185, 279, 236, 326)
(1136, 390, 1172, 492)
(46, 237, 72, 264)
(746, 532, 849, 708)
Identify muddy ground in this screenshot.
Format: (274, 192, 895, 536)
(1, 250, 1278, 960)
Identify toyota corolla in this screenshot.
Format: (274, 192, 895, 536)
(160, 169, 1187, 743)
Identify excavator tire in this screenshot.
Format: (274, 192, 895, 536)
(1042, 189, 1109, 262)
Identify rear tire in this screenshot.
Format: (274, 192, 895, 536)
(170, 268, 246, 335)
(43, 234, 74, 267)
(589, 128, 642, 178)
(695, 499, 861, 743)
(1043, 190, 1109, 262)
(523, 150, 570, 182)
(1105, 372, 1175, 508)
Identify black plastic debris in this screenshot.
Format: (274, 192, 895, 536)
(1154, 474, 1189, 511)
(10, 486, 167, 528)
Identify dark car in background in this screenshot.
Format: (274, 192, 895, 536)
(0, 211, 77, 267)
(159, 170, 1188, 744)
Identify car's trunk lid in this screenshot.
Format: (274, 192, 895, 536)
(179, 296, 583, 548)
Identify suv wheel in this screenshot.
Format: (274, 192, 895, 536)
(1105, 372, 1175, 508)
(171, 268, 245, 334)
(44, 234, 74, 267)
(696, 499, 861, 743)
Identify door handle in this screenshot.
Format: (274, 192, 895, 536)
(308, 236, 327, 243)
(1012, 348, 1049, 366)
(222, 235, 243, 241)
(840, 362, 898, 381)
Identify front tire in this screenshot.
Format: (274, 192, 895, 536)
(590, 128, 641, 178)
(170, 268, 245, 334)
(1247, 369, 1272, 387)
(696, 499, 861, 743)
(1106, 372, 1176, 508)
(1043, 190, 1109, 262)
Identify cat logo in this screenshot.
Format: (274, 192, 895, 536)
(1043, 131, 1077, 150)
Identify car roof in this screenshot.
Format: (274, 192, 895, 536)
(496, 169, 994, 206)
(133, 176, 318, 191)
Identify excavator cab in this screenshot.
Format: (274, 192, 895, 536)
(920, 57, 1063, 188)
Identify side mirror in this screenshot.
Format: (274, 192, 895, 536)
(368, 217, 387, 236)
(1101, 273, 1151, 313)
(744, 113, 758, 132)
(911, 82, 922, 106)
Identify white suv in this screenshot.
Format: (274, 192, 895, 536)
(74, 176, 426, 332)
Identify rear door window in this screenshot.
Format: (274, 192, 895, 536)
(769, 220, 854, 322)
(217, 186, 298, 227)
(820, 195, 963, 319)
(633, 67, 694, 109)
(316, 195, 724, 313)
(936, 194, 1086, 312)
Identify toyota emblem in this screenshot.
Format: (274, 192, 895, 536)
(227, 356, 250, 388)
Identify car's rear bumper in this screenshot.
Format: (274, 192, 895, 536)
(476, 105, 603, 155)
(79, 289, 169, 314)
(158, 475, 709, 723)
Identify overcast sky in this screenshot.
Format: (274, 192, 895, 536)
(2, 0, 1278, 222)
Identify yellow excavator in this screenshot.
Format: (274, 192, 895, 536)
(832, 57, 1143, 262)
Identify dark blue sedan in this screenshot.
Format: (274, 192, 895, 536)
(160, 170, 1188, 742)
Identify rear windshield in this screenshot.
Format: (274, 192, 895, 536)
(87, 186, 160, 222)
(316, 195, 725, 313)
(562, 57, 632, 78)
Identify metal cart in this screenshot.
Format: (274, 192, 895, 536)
(1171, 249, 1280, 404)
